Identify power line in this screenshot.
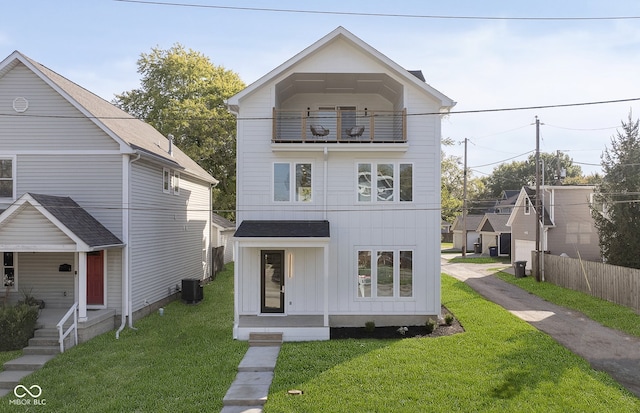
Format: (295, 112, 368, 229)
(113, 0, 640, 21)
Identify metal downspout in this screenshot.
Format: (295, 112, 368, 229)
(117, 152, 140, 339)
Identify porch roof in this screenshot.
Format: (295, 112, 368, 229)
(0, 193, 123, 251)
(234, 220, 330, 238)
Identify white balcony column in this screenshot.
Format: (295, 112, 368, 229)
(78, 251, 88, 321)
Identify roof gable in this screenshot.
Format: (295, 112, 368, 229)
(0, 51, 216, 184)
(227, 26, 455, 112)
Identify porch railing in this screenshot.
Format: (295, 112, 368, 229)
(273, 108, 406, 143)
(57, 302, 78, 353)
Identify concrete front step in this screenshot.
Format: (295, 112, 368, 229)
(28, 336, 59, 347)
(0, 370, 33, 389)
(3, 355, 56, 371)
(23, 345, 60, 356)
(248, 332, 283, 347)
(34, 328, 59, 338)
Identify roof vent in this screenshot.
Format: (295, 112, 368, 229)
(13, 97, 29, 113)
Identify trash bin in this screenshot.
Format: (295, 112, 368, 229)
(489, 246, 498, 257)
(514, 261, 527, 278)
(473, 243, 481, 253)
(182, 278, 203, 304)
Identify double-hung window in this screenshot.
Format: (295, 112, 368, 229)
(0, 158, 15, 200)
(274, 162, 312, 202)
(357, 162, 412, 202)
(357, 249, 413, 299)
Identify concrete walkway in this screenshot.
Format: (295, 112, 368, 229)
(221, 339, 281, 413)
(441, 258, 640, 398)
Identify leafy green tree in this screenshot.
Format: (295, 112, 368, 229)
(114, 44, 245, 219)
(441, 138, 464, 223)
(482, 152, 583, 198)
(591, 113, 640, 268)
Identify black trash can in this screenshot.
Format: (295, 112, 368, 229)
(514, 261, 527, 278)
(489, 246, 498, 257)
(473, 243, 481, 253)
(182, 278, 203, 304)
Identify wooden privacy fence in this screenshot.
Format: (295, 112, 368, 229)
(211, 246, 225, 280)
(540, 253, 640, 313)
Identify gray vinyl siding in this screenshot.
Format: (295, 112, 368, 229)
(16, 252, 75, 309)
(0, 204, 73, 247)
(0, 63, 120, 151)
(129, 159, 211, 313)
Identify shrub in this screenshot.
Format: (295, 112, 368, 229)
(364, 321, 375, 332)
(0, 303, 39, 351)
(444, 313, 455, 326)
(425, 318, 436, 334)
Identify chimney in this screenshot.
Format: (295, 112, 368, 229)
(168, 134, 174, 156)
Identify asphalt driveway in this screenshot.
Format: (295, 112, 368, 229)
(441, 258, 640, 398)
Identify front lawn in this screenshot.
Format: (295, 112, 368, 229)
(0, 264, 247, 412)
(266, 275, 639, 412)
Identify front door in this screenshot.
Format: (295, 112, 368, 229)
(87, 251, 104, 306)
(261, 250, 284, 313)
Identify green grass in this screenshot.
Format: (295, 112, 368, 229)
(0, 350, 21, 369)
(266, 275, 639, 412)
(0, 264, 248, 412)
(494, 271, 640, 338)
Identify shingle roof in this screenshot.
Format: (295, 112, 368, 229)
(524, 187, 554, 226)
(234, 220, 330, 238)
(479, 214, 511, 233)
(212, 213, 235, 229)
(30, 193, 123, 248)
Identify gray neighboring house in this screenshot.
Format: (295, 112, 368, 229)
(0, 51, 217, 345)
(507, 185, 600, 271)
(451, 215, 483, 252)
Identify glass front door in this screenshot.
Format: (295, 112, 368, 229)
(261, 250, 284, 313)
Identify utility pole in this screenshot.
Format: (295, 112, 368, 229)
(535, 117, 541, 282)
(462, 138, 468, 257)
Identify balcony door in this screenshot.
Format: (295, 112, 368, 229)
(261, 250, 285, 313)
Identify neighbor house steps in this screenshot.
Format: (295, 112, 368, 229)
(0, 327, 60, 394)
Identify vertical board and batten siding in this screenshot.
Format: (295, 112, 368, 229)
(542, 254, 640, 312)
(129, 159, 211, 313)
(237, 68, 443, 318)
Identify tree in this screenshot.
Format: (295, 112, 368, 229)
(591, 113, 640, 268)
(114, 44, 245, 219)
(482, 152, 583, 198)
(441, 138, 464, 224)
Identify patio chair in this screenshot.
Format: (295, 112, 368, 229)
(345, 125, 365, 138)
(310, 125, 330, 137)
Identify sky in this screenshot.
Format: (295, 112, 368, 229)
(2, 1, 640, 179)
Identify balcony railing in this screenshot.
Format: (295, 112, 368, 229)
(273, 108, 406, 143)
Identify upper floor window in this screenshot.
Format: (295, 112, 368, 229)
(274, 162, 312, 202)
(163, 168, 170, 193)
(524, 197, 531, 215)
(357, 162, 412, 202)
(173, 171, 180, 195)
(0, 158, 15, 199)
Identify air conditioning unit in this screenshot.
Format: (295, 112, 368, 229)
(181, 278, 203, 304)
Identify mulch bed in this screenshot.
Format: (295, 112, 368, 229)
(330, 306, 465, 339)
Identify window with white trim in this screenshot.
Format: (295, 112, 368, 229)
(273, 162, 312, 202)
(2, 252, 16, 290)
(0, 158, 15, 199)
(357, 249, 413, 298)
(163, 168, 170, 193)
(357, 162, 412, 202)
(524, 197, 531, 215)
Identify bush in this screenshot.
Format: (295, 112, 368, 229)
(0, 303, 39, 351)
(425, 318, 436, 334)
(444, 313, 455, 326)
(364, 321, 375, 332)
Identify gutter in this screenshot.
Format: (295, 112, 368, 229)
(117, 152, 141, 339)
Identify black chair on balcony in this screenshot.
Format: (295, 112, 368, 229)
(310, 125, 330, 138)
(345, 125, 365, 140)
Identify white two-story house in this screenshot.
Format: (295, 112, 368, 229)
(227, 27, 455, 341)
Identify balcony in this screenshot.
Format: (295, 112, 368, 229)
(273, 108, 406, 143)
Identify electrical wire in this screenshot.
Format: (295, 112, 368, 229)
(113, 0, 640, 21)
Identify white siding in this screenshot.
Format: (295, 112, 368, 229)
(129, 159, 211, 313)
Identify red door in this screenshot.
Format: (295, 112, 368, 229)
(87, 251, 104, 306)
